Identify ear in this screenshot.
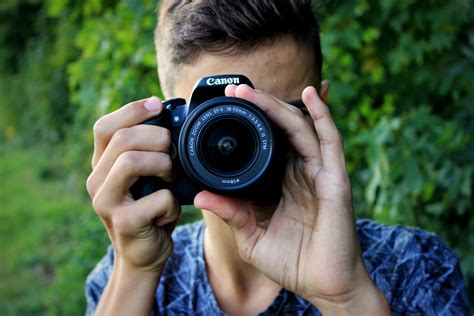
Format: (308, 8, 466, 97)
(320, 80, 330, 103)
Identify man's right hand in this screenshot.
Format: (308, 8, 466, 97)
(86, 96, 181, 274)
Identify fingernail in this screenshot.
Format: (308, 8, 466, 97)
(144, 97, 161, 112)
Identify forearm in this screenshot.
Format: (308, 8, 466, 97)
(95, 261, 162, 316)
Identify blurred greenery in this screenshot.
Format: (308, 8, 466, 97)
(0, 0, 472, 314)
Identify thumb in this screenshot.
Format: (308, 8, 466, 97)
(194, 191, 263, 249)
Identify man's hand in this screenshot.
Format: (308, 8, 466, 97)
(86, 97, 181, 315)
(194, 85, 390, 314)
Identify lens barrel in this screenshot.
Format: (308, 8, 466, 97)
(178, 96, 283, 197)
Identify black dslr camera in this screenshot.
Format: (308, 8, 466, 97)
(130, 74, 289, 205)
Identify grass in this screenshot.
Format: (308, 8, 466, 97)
(0, 148, 109, 315)
(0, 146, 202, 315)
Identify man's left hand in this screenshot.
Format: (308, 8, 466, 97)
(194, 84, 390, 314)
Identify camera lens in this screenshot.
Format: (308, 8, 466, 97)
(178, 96, 284, 197)
(199, 118, 256, 174)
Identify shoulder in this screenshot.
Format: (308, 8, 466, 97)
(356, 219, 470, 314)
(356, 219, 456, 262)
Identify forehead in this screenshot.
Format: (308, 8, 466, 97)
(167, 39, 317, 101)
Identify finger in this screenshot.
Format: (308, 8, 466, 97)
(234, 84, 322, 165)
(88, 125, 171, 196)
(302, 86, 346, 171)
(194, 191, 263, 261)
(97, 151, 173, 205)
(111, 189, 181, 236)
(225, 84, 237, 97)
(133, 189, 181, 227)
(92, 96, 163, 168)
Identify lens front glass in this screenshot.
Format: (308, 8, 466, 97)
(199, 118, 257, 174)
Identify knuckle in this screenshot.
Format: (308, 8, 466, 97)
(112, 213, 132, 234)
(159, 127, 171, 147)
(93, 116, 110, 139)
(112, 210, 142, 235)
(116, 151, 140, 173)
(159, 189, 175, 207)
(157, 154, 172, 171)
(112, 127, 133, 148)
(147, 126, 171, 151)
(86, 173, 98, 198)
(92, 192, 110, 218)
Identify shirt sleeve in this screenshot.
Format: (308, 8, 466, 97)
(357, 220, 471, 315)
(84, 245, 114, 316)
(389, 229, 470, 315)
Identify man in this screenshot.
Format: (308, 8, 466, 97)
(85, 1, 470, 315)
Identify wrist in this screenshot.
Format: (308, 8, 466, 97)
(95, 259, 162, 316)
(114, 257, 165, 278)
(309, 264, 390, 315)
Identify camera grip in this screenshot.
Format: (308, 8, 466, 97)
(130, 110, 172, 200)
(130, 176, 166, 200)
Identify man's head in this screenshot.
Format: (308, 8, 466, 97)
(155, 0, 325, 101)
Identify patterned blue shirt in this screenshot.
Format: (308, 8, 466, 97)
(85, 219, 470, 315)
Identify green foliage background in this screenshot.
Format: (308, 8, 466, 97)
(0, 0, 472, 314)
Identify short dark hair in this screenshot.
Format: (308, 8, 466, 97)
(156, 0, 322, 91)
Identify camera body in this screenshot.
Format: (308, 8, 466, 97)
(130, 74, 288, 205)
